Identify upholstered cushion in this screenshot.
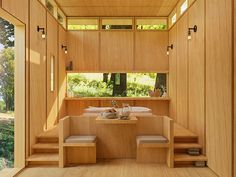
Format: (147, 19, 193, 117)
(136, 135, 168, 145)
(65, 135, 96, 143)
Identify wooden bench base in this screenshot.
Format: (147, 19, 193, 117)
(66, 146, 96, 165)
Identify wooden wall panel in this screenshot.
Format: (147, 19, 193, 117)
(176, 13, 188, 128)
(234, 0, 236, 175)
(188, 0, 205, 151)
(46, 13, 58, 129)
(135, 31, 169, 71)
(2, 0, 28, 24)
(168, 25, 177, 121)
(100, 31, 134, 72)
(66, 100, 169, 117)
(206, 0, 233, 176)
(29, 0, 46, 150)
(67, 31, 99, 71)
(58, 26, 67, 119)
(66, 100, 100, 116)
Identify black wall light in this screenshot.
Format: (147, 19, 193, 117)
(62, 45, 68, 54)
(37, 26, 46, 39)
(188, 25, 197, 40)
(167, 44, 174, 56)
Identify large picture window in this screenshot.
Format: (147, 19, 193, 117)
(67, 73, 167, 98)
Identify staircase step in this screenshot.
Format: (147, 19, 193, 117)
(174, 143, 202, 149)
(174, 136, 198, 143)
(32, 143, 59, 153)
(174, 154, 207, 162)
(27, 153, 59, 166)
(36, 136, 59, 143)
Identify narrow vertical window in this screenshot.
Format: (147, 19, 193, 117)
(50, 55, 55, 92)
(180, 0, 188, 15)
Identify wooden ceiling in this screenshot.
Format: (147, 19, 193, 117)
(55, 0, 179, 17)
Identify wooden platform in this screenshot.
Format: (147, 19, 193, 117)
(18, 159, 218, 177)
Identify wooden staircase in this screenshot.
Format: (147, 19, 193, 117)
(27, 127, 59, 166)
(174, 123, 207, 167)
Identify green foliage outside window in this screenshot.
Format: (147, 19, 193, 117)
(136, 24, 167, 30)
(68, 25, 98, 30)
(67, 73, 165, 97)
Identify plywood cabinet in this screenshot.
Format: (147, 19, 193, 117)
(67, 31, 99, 71)
(29, 0, 46, 149)
(135, 31, 168, 71)
(100, 31, 134, 72)
(58, 26, 67, 119)
(168, 26, 177, 121)
(46, 13, 58, 129)
(176, 13, 188, 128)
(188, 0, 205, 151)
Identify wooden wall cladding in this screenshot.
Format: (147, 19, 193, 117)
(46, 13, 58, 129)
(2, 0, 28, 24)
(66, 31, 168, 72)
(187, 0, 205, 152)
(58, 26, 67, 119)
(134, 31, 168, 71)
(234, 0, 236, 175)
(29, 0, 46, 151)
(206, 0, 233, 176)
(176, 13, 188, 128)
(66, 100, 169, 117)
(100, 31, 134, 72)
(67, 31, 99, 71)
(168, 25, 177, 121)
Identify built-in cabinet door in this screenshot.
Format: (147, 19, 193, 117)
(30, 0, 46, 149)
(100, 31, 134, 72)
(188, 0, 205, 151)
(176, 13, 188, 128)
(46, 13, 58, 129)
(168, 26, 177, 121)
(58, 25, 67, 119)
(67, 31, 99, 71)
(135, 31, 168, 72)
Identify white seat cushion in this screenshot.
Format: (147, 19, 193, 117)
(136, 135, 168, 145)
(65, 135, 96, 143)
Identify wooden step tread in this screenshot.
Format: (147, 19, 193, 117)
(27, 153, 59, 162)
(32, 143, 59, 149)
(174, 154, 207, 162)
(174, 143, 202, 149)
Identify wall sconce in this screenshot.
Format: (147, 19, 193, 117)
(188, 25, 197, 40)
(61, 45, 68, 54)
(167, 44, 174, 56)
(37, 26, 46, 39)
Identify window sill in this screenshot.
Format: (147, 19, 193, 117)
(64, 97, 170, 101)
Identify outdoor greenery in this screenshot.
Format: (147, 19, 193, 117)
(0, 17, 15, 171)
(67, 73, 166, 97)
(0, 119, 14, 170)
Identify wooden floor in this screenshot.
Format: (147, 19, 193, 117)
(18, 159, 218, 177)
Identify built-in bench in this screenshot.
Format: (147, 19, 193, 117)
(59, 117, 97, 167)
(136, 116, 173, 167)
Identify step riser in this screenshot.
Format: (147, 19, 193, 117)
(174, 161, 196, 168)
(174, 138, 198, 143)
(27, 161, 58, 166)
(33, 149, 59, 153)
(37, 138, 59, 143)
(174, 149, 202, 154)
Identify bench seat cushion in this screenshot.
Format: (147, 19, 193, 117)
(136, 135, 168, 145)
(65, 135, 96, 143)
